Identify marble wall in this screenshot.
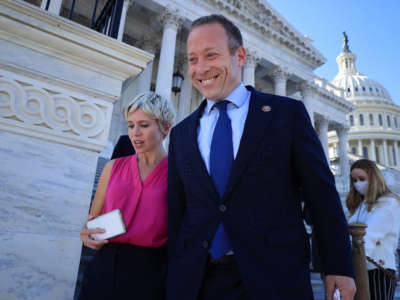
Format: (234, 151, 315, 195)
(0, 131, 98, 299)
(0, 1, 152, 299)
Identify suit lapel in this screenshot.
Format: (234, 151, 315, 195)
(223, 88, 275, 201)
(186, 100, 220, 203)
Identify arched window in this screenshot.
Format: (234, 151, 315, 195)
(349, 115, 354, 126)
(362, 87, 366, 91)
(395, 117, 398, 128)
(387, 115, 391, 127)
(369, 114, 374, 126)
(378, 114, 383, 126)
(359, 114, 364, 126)
(347, 87, 350, 93)
(355, 87, 359, 92)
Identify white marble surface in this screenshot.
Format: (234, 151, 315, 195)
(0, 233, 79, 300)
(0, 2, 153, 299)
(0, 131, 97, 300)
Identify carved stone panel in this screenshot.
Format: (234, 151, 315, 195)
(0, 71, 112, 151)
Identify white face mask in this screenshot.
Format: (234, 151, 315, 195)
(354, 181, 368, 195)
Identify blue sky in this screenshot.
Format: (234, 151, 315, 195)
(267, 0, 400, 105)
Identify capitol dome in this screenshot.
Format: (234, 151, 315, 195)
(329, 32, 400, 170)
(332, 72, 393, 103)
(331, 35, 393, 103)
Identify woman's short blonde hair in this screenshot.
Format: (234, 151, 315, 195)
(124, 92, 175, 130)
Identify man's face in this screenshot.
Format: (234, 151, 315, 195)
(187, 23, 246, 101)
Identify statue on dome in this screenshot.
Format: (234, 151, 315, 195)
(342, 31, 350, 52)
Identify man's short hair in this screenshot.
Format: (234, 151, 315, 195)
(189, 14, 243, 55)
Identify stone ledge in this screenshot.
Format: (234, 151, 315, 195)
(0, 0, 153, 91)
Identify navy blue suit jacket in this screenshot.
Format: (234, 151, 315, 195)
(167, 86, 354, 300)
(111, 135, 135, 159)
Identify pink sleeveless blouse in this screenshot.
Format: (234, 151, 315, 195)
(102, 154, 168, 247)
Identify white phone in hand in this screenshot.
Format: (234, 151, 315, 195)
(334, 288, 341, 300)
(86, 209, 126, 240)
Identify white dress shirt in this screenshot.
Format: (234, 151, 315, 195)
(197, 83, 251, 173)
(348, 196, 400, 270)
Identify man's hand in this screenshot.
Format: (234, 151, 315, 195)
(324, 275, 356, 300)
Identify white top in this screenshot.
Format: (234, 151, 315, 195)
(197, 83, 251, 173)
(348, 196, 400, 270)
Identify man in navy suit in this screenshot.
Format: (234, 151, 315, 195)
(167, 14, 356, 300)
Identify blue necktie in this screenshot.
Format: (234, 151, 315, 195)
(209, 100, 233, 259)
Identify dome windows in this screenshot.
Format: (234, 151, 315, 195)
(369, 114, 374, 126)
(359, 114, 364, 125)
(355, 87, 359, 92)
(387, 115, 391, 127)
(379, 114, 383, 126)
(349, 115, 354, 126)
(362, 87, 366, 92)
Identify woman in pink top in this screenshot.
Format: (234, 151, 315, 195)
(79, 92, 175, 300)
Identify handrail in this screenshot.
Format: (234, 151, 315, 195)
(349, 222, 371, 300)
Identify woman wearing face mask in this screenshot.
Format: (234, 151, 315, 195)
(347, 159, 400, 300)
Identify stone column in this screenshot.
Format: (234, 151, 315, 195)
(243, 50, 260, 86)
(269, 66, 290, 96)
(177, 64, 193, 122)
(317, 116, 330, 163)
(114, 38, 158, 143)
(155, 7, 183, 102)
(358, 139, 363, 156)
(394, 141, 399, 166)
(298, 81, 315, 126)
(136, 37, 159, 95)
(388, 145, 394, 166)
(117, 0, 133, 41)
(370, 139, 377, 162)
(41, 0, 63, 15)
(337, 125, 350, 179)
(383, 139, 389, 166)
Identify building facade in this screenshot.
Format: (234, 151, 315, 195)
(3, 1, 388, 299)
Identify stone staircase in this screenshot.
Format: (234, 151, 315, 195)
(311, 272, 400, 299)
(73, 156, 109, 300)
(311, 273, 325, 300)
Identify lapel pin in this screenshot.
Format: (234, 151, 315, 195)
(262, 105, 271, 112)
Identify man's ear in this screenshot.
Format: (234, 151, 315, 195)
(235, 45, 246, 68)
